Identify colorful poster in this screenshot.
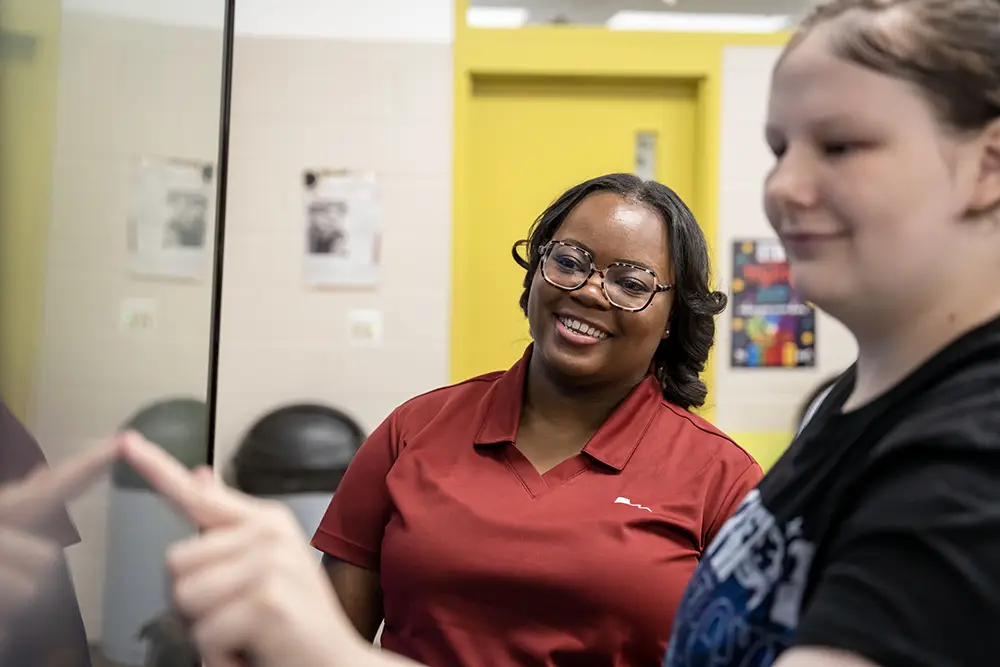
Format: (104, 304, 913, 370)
(730, 239, 816, 368)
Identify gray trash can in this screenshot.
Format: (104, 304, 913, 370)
(230, 404, 363, 540)
(100, 398, 208, 666)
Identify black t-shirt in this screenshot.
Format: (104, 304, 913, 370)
(665, 314, 1000, 667)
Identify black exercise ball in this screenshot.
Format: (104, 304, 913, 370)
(113, 397, 208, 490)
(231, 403, 364, 496)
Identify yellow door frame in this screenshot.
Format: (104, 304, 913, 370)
(451, 0, 788, 421)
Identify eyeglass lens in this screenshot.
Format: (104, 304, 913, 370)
(543, 243, 657, 310)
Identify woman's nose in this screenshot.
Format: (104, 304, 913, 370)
(764, 146, 820, 214)
(571, 271, 612, 310)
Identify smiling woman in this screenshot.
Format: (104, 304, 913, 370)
(310, 172, 762, 667)
(513, 173, 728, 412)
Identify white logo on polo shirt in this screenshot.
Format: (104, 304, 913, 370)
(615, 497, 652, 512)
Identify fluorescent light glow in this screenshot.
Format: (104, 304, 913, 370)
(607, 11, 790, 33)
(467, 6, 529, 28)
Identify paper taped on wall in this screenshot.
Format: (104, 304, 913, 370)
(126, 156, 215, 281)
(302, 169, 381, 288)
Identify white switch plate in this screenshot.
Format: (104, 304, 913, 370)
(347, 309, 383, 347)
(120, 298, 157, 335)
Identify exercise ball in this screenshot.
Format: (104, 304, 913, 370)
(101, 398, 208, 666)
(230, 404, 363, 539)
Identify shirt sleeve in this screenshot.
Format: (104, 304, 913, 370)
(310, 411, 401, 571)
(794, 438, 1000, 667)
(704, 459, 763, 547)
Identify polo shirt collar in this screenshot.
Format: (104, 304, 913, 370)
(473, 345, 663, 471)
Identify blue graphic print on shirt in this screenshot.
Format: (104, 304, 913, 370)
(664, 489, 816, 667)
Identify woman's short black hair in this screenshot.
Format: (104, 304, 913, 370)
(512, 173, 727, 411)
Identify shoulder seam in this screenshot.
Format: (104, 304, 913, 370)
(396, 370, 505, 407)
(660, 400, 758, 465)
(703, 459, 761, 547)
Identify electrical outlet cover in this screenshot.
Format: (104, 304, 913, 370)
(120, 298, 158, 335)
(346, 309, 383, 347)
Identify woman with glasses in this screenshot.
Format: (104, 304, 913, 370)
(309, 172, 761, 667)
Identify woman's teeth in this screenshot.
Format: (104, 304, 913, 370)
(557, 316, 608, 340)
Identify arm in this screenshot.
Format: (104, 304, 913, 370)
(787, 439, 1000, 667)
(322, 554, 384, 643)
(774, 648, 879, 667)
(312, 413, 402, 644)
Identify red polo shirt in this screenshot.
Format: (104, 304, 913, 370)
(312, 350, 761, 667)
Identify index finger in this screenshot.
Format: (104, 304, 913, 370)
(119, 431, 250, 529)
(0, 440, 119, 530)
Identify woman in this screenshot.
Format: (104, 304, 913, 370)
(666, 1, 1000, 666)
(141, 1, 1000, 667)
(311, 173, 761, 666)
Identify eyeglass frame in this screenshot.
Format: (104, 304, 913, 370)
(537, 240, 674, 312)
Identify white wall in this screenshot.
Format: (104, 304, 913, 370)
(32, 8, 225, 637)
(713, 45, 857, 436)
(212, 33, 454, 469)
(33, 0, 454, 641)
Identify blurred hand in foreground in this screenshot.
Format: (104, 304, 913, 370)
(0, 441, 117, 645)
(120, 431, 375, 667)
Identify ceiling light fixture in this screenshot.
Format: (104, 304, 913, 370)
(466, 6, 529, 29)
(607, 11, 790, 33)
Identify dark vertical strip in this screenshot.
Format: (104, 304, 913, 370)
(204, 0, 236, 466)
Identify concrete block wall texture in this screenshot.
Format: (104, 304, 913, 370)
(33, 0, 452, 637)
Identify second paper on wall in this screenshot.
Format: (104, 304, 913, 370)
(302, 169, 381, 288)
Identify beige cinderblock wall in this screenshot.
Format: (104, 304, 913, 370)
(713, 45, 858, 437)
(31, 10, 224, 636)
(29, 5, 453, 637)
(211, 36, 453, 469)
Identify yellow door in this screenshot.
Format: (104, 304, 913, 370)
(453, 75, 700, 384)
